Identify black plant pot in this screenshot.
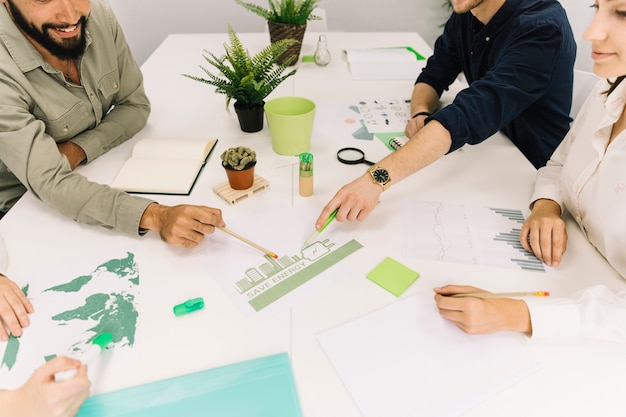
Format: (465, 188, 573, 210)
(234, 102, 264, 133)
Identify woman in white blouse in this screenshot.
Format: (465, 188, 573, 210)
(0, 236, 90, 417)
(434, 0, 626, 342)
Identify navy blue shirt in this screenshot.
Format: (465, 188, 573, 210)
(417, 0, 576, 168)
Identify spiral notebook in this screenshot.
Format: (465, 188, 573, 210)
(389, 136, 408, 150)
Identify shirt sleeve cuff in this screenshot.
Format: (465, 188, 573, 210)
(525, 298, 581, 340)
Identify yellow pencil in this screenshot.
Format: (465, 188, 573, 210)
(451, 291, 550, 299)
(217, 227, 278, 259)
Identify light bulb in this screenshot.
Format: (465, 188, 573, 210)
(314, 35, 331, 67)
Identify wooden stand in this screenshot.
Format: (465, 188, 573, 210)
(212, 175, 269, 205)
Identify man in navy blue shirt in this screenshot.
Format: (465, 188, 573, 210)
(407, 0, 575, 170)
(314, 0, 576, 230)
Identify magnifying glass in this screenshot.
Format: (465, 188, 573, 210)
(336, 147, 375, 166)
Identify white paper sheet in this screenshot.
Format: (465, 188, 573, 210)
(0, 251, 142, 389)
(205, 206, 363, 316)
(402, 200, 547, 272)
(318, 291, 539, 417)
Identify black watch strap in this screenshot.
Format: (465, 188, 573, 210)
(411, 111, 431, 119)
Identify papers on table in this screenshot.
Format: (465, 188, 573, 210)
(401, 201, 547, 272)
(0, 251, 141, 390)
(355, 97, 411, 134)
(205, 205, 363, 316)
(344, 46, 426, 80)
(318, 291, 538, 417)
(346, 97, 411, 149)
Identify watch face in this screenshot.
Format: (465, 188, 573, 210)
(373, 168, 389, 183)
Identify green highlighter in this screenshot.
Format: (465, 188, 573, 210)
(302, 208, 338, 248)
(54, 332, 113, 382)
(173, 297, 205, 317)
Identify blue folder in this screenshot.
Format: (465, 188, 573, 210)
(77, 353, 302, 417)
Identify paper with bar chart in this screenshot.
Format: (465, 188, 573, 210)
(401, 200, 545, 272)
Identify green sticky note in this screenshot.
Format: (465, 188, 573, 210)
(366, 257, 420, 296)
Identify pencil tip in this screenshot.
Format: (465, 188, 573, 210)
(270, 252, 278, 259)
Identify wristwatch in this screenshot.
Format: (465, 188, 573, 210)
(367, 165, 391, 191)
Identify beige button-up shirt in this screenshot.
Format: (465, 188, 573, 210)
(0, 0, 153, 235)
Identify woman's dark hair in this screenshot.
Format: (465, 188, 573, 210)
(605, 76, 625, 96)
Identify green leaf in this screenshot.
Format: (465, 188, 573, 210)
(181, 24, 299, 109)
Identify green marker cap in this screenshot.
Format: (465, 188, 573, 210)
(299, 152, 314, 176)
(93, 332, 113, 350)
(173, 297, 205, 316)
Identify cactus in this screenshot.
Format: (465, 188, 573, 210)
(220, 146, 257, 171)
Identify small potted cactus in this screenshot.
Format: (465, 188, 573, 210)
(221, 146, 257, 189)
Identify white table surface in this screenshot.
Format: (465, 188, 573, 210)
(1, 32, 625, 417)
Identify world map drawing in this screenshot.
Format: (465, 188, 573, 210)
(0, 252, 140, 389)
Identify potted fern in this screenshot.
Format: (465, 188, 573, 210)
(182, 25, 298, 132)
(221, 146, 257, 189)
(234, 0, 322, 65)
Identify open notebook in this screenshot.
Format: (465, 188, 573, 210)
(110, 137, 217, 195)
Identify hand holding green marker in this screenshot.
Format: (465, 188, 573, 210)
(302, 208, 338, 248)
(54, 332, 112, 382)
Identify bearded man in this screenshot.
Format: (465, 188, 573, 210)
(0, 0, 226, 248)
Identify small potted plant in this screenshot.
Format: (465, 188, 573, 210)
(234, 0, 322, 65)
(221, 146, 257, 189)
(182, 24, 298, 132)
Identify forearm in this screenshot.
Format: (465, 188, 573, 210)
(57, 141, 86, 170)
(139, 203, 164, 231)
(379, 119, 452, 183)
(527, 286, 626, 342)
(0, 390, 22, 417)
(71, 100, 149, 163)
(410, 82, 440, 118)
(529, 198, 562, 215)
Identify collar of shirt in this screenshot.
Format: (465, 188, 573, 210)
(604, 78, 626, 122)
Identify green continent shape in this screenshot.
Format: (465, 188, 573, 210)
(44, 274, 93, 293)
(44, 252, 139, 294)
(52, 293, 138, 347)
(1, 335, 19, 371)
(98, 252, 139, 283)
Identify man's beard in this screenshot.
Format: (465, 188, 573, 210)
(6, 0, 87, 60)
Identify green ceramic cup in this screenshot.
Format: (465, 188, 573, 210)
(264, 96, 316, 155)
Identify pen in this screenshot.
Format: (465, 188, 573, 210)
(55, 332, 112, 382)
(218, 226, 278, 259)
(450, 291, 550, 299)
(302, 208, 338, 249)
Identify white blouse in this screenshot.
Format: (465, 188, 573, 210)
(525, 79, 626, 342)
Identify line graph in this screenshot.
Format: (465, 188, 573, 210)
(402, 201, 545, 272)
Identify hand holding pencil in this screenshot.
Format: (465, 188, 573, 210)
(433, 285, 537, 335)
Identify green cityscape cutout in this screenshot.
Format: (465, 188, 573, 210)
(235, 238, 363, 311)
